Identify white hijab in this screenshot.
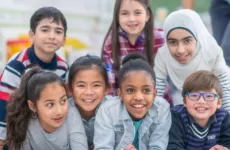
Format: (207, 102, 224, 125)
(154, 9, 227, 92)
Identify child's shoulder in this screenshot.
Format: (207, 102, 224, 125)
(99, 96, 122, 112)
(153, 96, 170, 110)
(171, 104, 186, 113)
(153, 28, 164, 38)
(56, 54, 68, 71)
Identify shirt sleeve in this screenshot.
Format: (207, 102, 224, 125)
(93, 105, 115, 150)
(217, 72, 230, 112)
(0, 60, 24, 140)
(148, 99, 171, 150)
(167, 111, 186, 150)
(154, 47, 168, 97)
(219, 111, 230, 149)
(102, 34, 116, 96)
(68, 105, 88, 150)
(153, 28, 165, 53)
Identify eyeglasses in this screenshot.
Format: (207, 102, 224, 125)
(184, 92, 220, 101)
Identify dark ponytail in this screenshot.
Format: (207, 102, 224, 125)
(5, 67, 65, 150)
(118, 52, 156, 87)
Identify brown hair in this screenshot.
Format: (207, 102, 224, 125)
(182, 70, 223, 99)
(6, 67, 66, 150)
(101, 0, 154, 71)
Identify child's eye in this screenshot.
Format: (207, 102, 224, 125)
(168, 40, 177, 45)
(60, 99, 67, 105)
(47, 103, 54, 107)
(126, 88, 134, 93)
(56, 31, 63, 34)
(77, 84, 85, 88)
(184, 39, 192, 44)
(94, 84, 101, 87)
(143, 88, 151, 93)
(135, 11, 142, 15)
(121, 12, 128, 15)
(42, 29, 48, 33)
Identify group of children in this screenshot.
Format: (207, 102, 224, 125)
(0, 0, 230, 150)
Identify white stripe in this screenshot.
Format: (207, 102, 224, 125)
(0, 122, 6, 126)
(23, 60, 31, 67)
(1, 69, 21, 89)
(0, 85, 14, 94)
(6, 65, 21, 77)
(17, 48, 27, 62)
(57, 61, 67, 68)
(53, 69, 66, 77)
(0, 126, 6, 140)
(190, 124, 209, 139)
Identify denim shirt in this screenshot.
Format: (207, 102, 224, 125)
(69, 95, 115, 147)
(94, 96, 171, 150)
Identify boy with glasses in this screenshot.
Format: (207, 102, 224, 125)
(167, 70, 230, 150)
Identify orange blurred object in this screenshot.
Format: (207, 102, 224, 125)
(6, 39, 31, 60)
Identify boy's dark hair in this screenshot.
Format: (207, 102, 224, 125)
(101, 0, 154, 71)
(30, 7, 67, 35)
(182, 70, 223, 99)
(5, 67, 66, 150)
(68, 54, 109, 90)
(118, 52, 156, 87)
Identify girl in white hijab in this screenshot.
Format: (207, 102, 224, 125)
(154, 9, 230, 111)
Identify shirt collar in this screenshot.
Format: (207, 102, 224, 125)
(28, 45, 57, 70)
(119, 27, 145, 44)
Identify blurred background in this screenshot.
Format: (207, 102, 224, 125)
(0, 0, 210, 73)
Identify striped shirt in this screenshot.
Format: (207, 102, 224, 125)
(156, 72, 230, 110)
(102, 29, 165, 96)
(167, 105, 230, 150)
(0, 45, 68, 140)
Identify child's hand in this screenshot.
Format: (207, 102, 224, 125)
(209, 145, 228, 150)
(121, 144, 136, 150)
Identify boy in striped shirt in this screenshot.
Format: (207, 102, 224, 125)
(0, 7, 68, 149)
(167, 70, 230, 150)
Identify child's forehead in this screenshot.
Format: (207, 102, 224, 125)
(190, 88, 217, 93)
(37, 17, 64, 28)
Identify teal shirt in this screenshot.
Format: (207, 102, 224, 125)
(132, 120, 143, 150)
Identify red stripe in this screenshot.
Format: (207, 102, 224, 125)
(0, 91, 9, 101)
(21, 50, 29, 63)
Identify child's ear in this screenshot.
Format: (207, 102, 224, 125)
(62, 36, 67, 47)
(183, 98, 187, 107)
(28, 30, 35, 43)
(27, 100, 36, 112)
(153, 89, 157, 97)
(117, 88, 122, 101)
(217, 99, 222, 109)
(66, 82, 73, 97)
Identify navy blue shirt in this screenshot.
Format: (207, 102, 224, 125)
(167, 105, 230, 150)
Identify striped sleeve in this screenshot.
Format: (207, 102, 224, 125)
(0, 60, 25, 140)
(154, 46, 168, 98)
(156, 77, 167, 97)
(218, 72, 230, 112)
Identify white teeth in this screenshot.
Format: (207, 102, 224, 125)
(196, 108, 206, 110)
(83, 99, 94, 102)
(133, 104, 144, 108)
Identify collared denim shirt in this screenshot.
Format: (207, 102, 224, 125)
(94, 96, 171, 150)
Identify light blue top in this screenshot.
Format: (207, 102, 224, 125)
(94, 96, 171, 150)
